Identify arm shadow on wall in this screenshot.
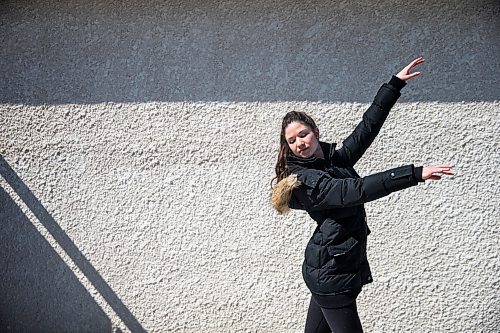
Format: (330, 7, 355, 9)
(0, 156, 146, 333)
(0, 0, 498, 105)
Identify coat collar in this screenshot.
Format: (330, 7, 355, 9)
(286, 141, 336, 170)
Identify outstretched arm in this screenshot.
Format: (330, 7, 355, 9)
(292, 163, 454, 211)
(293, 164, 421, 211)
(333, 57, 425, 167)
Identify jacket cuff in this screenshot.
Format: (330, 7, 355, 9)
(373, 82, 401, 110)
(413, 166, 424, 182)
(388, 75, 407, 91)
(382, 164, 419, 193)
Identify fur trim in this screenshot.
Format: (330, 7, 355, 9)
(271, 174, 301, 214)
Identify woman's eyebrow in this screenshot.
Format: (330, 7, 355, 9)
(287, 129, 308, 141)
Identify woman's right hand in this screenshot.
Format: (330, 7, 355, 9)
(422, 165, 455, 180)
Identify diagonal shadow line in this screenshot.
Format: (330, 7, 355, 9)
(0, 155, 147, 333)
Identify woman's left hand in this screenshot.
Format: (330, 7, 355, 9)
(396, 57, 425, 81)
(422, 164, 454, 181)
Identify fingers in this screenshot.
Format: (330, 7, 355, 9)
(436, 165, 454, 174)
(407, 57, 425, 70)
(407, 72, 421, 79)
(432, 169, 454, 175)
(431, 171, 455, 176)
(423, 164, 455, 181)
(397, 57, 425, 81)
(428, 165, 455, 180)
(430, 164, 453, 169)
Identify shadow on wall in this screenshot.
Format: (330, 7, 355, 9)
(0, 0, 499, 104)
(0, 156, 145, 333)
(0, 186, 111, 332)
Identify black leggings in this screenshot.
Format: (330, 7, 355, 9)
(304, 295, 363, 333)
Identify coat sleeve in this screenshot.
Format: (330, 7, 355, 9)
(292, 164, 419, 212)
(333, 76, 406, 167)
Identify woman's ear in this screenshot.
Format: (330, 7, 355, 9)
(314, 128, 320, 140)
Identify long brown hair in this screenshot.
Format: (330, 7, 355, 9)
(272, 111, 318, 187)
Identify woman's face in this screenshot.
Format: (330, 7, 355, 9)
(284, 121, 320, 159)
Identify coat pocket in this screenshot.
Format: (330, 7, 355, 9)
(327, 237, 359, 257)
(326, 237, 361, 271)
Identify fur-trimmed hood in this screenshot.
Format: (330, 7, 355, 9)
(271, 174, 301, 214)
(271, 141, 335, 215)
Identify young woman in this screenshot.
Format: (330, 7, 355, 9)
(271, 57, 454, 333)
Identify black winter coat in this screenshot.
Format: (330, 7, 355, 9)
(271, 76, 424, 304)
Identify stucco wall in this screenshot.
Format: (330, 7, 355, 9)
(1, 1, 499, 332)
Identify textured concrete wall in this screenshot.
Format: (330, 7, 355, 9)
(1, 1, 499, 332)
